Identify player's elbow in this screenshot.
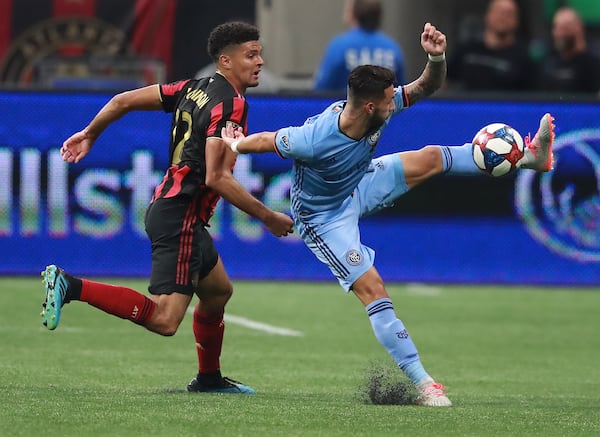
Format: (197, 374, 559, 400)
(109, 91, 133, 114)
(204, 171, 219, 188)
(204, 169, 226, 190)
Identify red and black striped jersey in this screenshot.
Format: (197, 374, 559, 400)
(152, 73, 249, 224)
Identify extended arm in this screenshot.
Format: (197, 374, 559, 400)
(220, 125, 277, 155)
(61, 85, 163, 163)
(205, 136, 293, 237)
(403, 22, 447, 106)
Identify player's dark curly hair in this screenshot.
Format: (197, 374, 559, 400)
(348, 65, 396, 102)
(207, 21, 260, 61)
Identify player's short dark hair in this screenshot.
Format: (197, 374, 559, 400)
(207, 21, 260, 61)
(347, 65, 395, 102)
(354, 0, 382, 31)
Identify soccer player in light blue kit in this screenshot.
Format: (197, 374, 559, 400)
(222, 23, 555, 406)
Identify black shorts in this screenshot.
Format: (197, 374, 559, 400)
(144, 196, 219, 296)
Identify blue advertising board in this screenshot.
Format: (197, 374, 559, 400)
(0, 91, 598, 286)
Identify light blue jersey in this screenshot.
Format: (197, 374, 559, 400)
(275, 86, 408, 223)
(274, 86, 409, 291)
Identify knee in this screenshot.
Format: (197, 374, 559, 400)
(353, 276, 388, 304)
(210, 284, 233, 308)
(155, 323, 179, 337)
(363, 280, 387, 301)
(419, 145, 443, 173)
(221, 283, 234, 301)
(196, 281, 233, 308)
(150, 315, 182, 336)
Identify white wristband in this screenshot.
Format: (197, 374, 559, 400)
(428, 52, 446, 62)
(230, 140, 240, 153)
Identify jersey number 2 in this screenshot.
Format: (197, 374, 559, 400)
(171, 109, 192, 165)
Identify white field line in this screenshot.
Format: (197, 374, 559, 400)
(25, 312, 304, 337)
(186, 308, 304, 337)
(404, 283, 442, 296)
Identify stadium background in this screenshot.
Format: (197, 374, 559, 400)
(0, 0, 598, 286)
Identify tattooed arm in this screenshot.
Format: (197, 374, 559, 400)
(404, 22, 448, 106)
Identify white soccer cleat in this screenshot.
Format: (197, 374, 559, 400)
(416, 382, 452, 407)
(520, 113, 555, 172)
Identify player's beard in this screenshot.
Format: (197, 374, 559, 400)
(366, 112, 386, 133)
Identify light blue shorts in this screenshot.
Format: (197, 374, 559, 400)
(295, 153, 409, 291)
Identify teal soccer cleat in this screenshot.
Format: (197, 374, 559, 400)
(187, 374, 256, 394)
(40, 265, 70, 330)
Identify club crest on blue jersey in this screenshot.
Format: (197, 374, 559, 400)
(367, 130, 381, 147)
(279, 135, 290, 152)
(345, 249, 363, 266)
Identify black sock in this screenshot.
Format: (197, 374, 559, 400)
(196, 370, 223, 386)
(63, 273, 82, 301)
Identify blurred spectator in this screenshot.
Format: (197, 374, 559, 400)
(447, 0, 533, 91)
(313, 0, 405, 93)
(537, 7, 600, 96)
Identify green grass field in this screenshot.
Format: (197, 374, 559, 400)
(2, 277, 600, 436)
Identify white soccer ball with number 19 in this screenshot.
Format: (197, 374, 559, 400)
(472, 123, 525, 177)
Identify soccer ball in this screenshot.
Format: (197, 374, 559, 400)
(472, 123, 525, 177)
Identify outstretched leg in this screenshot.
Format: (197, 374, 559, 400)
(398, 112, 556, 188)
(399, 142, 477, 188)
(41, 264, 190, 336)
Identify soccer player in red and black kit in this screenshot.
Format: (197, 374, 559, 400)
(40, 21, 294, 394)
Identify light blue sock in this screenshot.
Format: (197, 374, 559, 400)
(440, 143, 479, 175)
(366, 298, 432, 385)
